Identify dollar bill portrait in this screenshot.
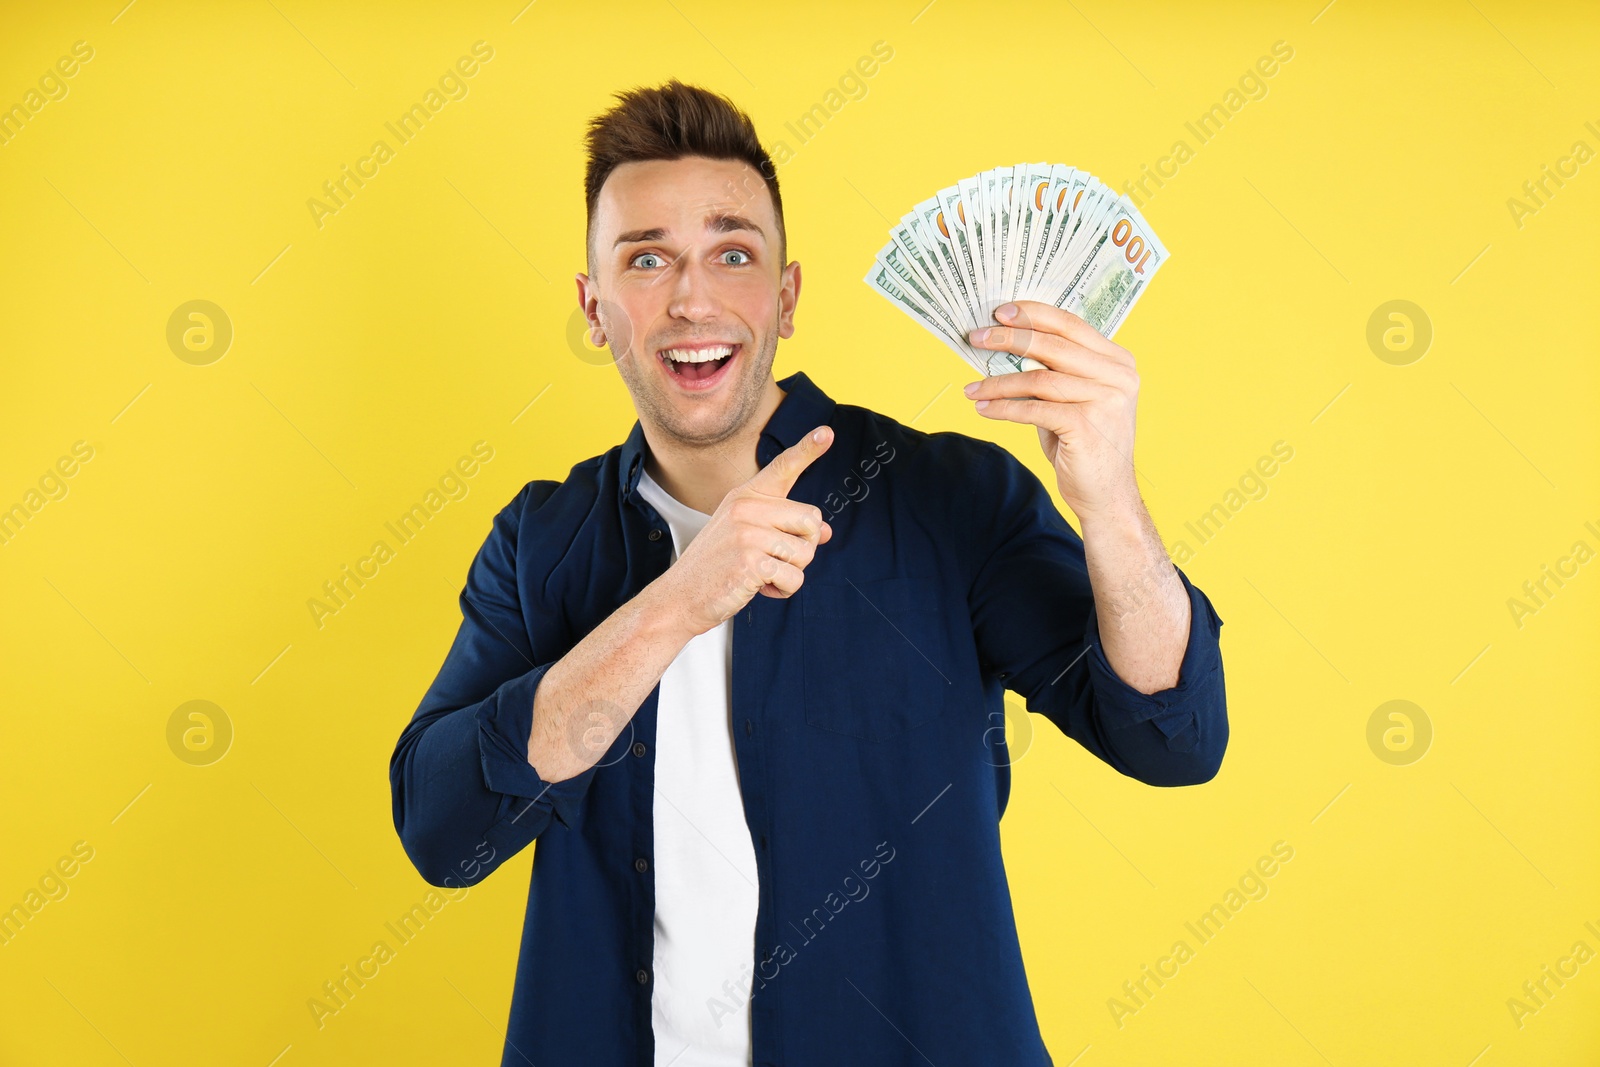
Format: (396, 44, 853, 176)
(390, 79, 1228, 1067)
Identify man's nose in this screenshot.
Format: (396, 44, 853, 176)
(665, 255, 721, 321)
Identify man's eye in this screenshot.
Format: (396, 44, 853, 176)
(631, 253, 664, 269)
(721, 249, 751, 266)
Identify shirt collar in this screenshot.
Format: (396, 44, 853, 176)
(618, 370, 838, 508)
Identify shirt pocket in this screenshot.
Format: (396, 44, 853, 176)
(800, 575, 953, 742)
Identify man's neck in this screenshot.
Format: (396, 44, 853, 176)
(642, 378, 787, 515)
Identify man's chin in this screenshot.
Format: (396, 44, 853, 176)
(655, 395, 747, 445)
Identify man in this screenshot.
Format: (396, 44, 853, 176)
(390, 80, 1227, 1067)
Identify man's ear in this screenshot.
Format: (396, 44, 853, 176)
(777, 260, 802, 340)
(575, 272, 605, 345)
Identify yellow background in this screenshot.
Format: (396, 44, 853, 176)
(2, 0, 1597, 1063)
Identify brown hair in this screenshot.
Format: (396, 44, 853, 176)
(583, 79, 785, 273)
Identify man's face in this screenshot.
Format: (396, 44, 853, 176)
(577, 156, 799, 448)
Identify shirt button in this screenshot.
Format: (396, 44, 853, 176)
(648, 528, 664, 541)
(745, 719, 753, 736)
(760, 834, 768, 850)
(632, 741, 647, 757)
(636, 968, 650, 985)
(635, 857, 649, 873)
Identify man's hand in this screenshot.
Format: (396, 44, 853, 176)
(963, 301, 1192, 695)
(962, 300, 1140, 522)
(660, 424, 835, 637)
(527, 425, 833, 783)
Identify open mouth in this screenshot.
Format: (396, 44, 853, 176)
(656, 342, 741, 389)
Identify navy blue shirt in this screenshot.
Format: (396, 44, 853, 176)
(390, 370, 1228, 1066)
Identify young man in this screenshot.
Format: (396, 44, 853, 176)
(390, 80, 1228, 1067)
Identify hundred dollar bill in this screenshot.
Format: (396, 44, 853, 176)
(989, 167, 1015, 308)
(1048, 199, 1169, 337)
(946, 181, 986, 318)
(1009, 162, 1052, 303)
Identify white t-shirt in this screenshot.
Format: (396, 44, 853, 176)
(636, 467, 760, 1067)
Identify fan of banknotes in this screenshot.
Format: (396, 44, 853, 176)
(864, 162, 1169, 377)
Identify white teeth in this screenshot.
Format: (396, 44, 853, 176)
(661, 345, 735, 363)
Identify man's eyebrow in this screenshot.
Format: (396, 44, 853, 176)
(614, 227, 666, 248)
(707, 212, 766, 240)
(612, 213, 767, 249)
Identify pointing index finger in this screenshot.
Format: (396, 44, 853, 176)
(747, 424, 833, 498)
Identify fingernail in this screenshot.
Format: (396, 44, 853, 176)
(963, 382, 979, 396)
(975, 400, 990, 411)
(971, 327, 991, 344)
(996, 303, 1018, 321)
(812, 428, 827, 442)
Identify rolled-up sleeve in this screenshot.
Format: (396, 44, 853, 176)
(389, 481, 599, 887)
(961, 440, 1228, 786)
(1079, 565, 1227, 775)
